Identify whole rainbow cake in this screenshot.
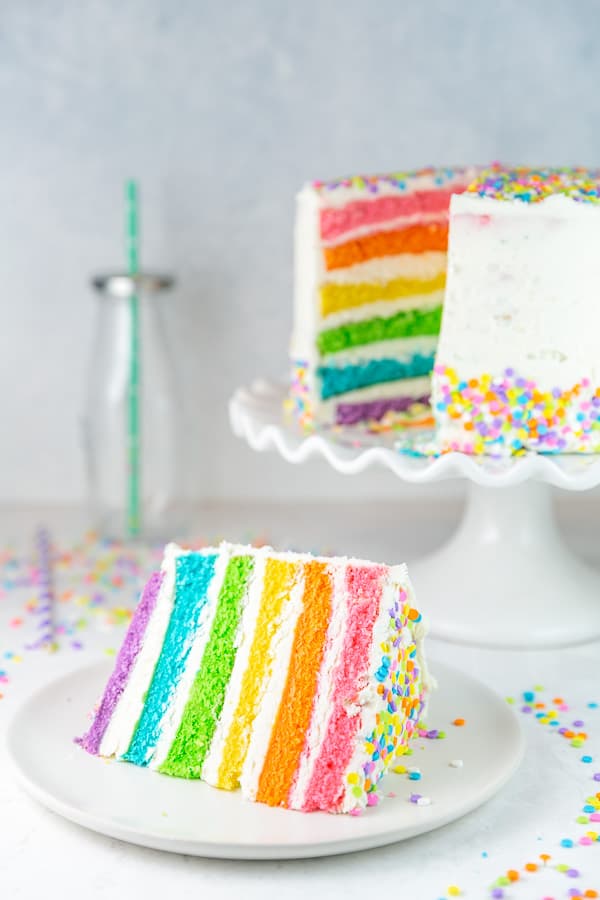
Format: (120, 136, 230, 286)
(289, 166, 479, 429)
(78, 542, 430, 813)
(433, 165, 600, 454)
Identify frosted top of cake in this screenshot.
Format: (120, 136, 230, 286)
(311, 166, 475, 196)
(465, 164, 600, 204)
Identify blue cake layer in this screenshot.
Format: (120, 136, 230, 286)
(318, 354, 435, 401)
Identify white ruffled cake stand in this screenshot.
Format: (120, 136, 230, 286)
(230, 379, 600, 650)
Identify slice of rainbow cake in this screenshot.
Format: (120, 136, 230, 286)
(290, 166, 479, 429)
(78, 542, 430, 813)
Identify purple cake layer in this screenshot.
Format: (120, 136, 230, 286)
(335, 394, 430, 426)
(76, 570, 164, 754)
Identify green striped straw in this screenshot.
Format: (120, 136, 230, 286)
(126, 180, 141, 537)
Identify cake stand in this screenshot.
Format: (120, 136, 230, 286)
(229, 379, 600, 650)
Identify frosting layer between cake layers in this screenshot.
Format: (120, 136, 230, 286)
(78, 542, 430, 814)
(432, 165, 600, 454)
(290, 167, 479, 429)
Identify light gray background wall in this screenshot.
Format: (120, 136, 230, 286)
(2, 0, 600, 503)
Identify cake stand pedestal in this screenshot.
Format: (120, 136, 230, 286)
(230, 379, 600, 650)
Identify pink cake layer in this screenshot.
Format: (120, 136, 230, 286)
(301, 564, 383, 811)
(320, 189, 459, 242)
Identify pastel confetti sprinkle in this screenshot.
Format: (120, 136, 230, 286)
(432, 364, 600, 455)
(466, 164, 600, 204)
(312, 165, 472, 195)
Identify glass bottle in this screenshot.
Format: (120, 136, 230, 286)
(83, 273, 186, 541)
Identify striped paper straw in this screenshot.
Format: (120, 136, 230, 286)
(126, 179, 141, 537)
(29, 527, 58, 651)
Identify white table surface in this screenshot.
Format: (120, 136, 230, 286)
(0, 499, 599, 899)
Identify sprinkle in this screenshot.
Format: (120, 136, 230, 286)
(449, 759, 464, 768)
(447, 887, 461, 897)
(582, 756, 593, 763)
(408, 771, 422, 781)
(452, 717, 465, 727)
(433, 364, 600, 455)
(561, 839, 574, 848)
(466, 164, 600, 204)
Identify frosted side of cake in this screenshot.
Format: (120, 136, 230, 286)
(433, 166, 600, 454)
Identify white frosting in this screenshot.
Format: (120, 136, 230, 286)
(288, 561, 349, 809)
(322, 252, 446, 286)
(435, 193, 600, 390)
(317, 290, 444, 330)
(239, 563, 307, 800)
(320, 335, 437, 369)
(99, 543, 190, 758)
(200, 548, 269, 786)
(321, 212, 448, 248)
(149, 544, 233, 769)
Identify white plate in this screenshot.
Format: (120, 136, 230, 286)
(6, 660, 523, 859)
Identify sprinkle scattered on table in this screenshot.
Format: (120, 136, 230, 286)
(0, 531, 267, 699)
(435, 684, 599, 899)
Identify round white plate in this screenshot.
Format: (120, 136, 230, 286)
(6, 660, 523, 859)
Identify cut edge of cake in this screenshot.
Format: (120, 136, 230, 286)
(289, 166, 482, 432)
